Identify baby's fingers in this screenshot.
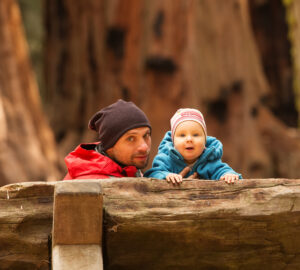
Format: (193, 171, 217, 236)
(166, 174, 182, 185)
(221, 174, 238, 184)
(166, 175, 175, 184)
(173, 175, 183, 185)
(225, 176, 234, 184)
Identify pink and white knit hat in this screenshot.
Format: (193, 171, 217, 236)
(170, 108, 207, 141)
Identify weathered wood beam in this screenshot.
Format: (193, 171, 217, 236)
(1, 178, 300, 270)
(100, 178, 300, 270)
(0, 182, 54, 270)
(52, 181, 103, 270)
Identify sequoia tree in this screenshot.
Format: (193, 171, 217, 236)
(0, 0, 60, 185)
(45, 0, 300, 179)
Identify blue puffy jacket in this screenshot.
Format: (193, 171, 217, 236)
(144, 131, 242, 180)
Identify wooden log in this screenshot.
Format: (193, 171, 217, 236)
(100, 178, 300, 270)
(1, 178, 300, 269)
(0, 182, 54, 270)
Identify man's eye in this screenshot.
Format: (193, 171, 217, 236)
(127, 137, 135, 142)
(144, 133, 150, 139)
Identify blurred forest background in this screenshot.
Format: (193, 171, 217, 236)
(1, 0, 300, 186)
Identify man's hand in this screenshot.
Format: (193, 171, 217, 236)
(220, 173, 239, 184)
(166, 167, 199, 185)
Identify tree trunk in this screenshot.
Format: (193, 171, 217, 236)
(249, 0, 296, 126)
(44, 0, 108, 156)
(283, 0, 300, 125)
(0, 0, 61, 185)
(45, 0, 300, 179)
(1, 178, 300, 269)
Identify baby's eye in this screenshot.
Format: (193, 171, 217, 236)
(193, 133, 199, 137)
(179, 134, 185, 137)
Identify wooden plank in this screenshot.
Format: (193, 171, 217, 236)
(52, 180, 103, 270)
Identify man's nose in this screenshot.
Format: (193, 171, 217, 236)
(138, 140, 150, 152)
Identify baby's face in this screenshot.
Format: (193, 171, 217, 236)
(173, 120, 206, 165)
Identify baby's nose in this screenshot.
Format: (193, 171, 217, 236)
(186, 135, 192, 141)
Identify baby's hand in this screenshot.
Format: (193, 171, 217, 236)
(166, 173, 183, 185)
(220, 173, 239, 184)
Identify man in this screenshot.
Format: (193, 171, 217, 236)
(64, 99, 151, 179)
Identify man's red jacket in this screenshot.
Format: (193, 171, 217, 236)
(64, 143, 138, 180)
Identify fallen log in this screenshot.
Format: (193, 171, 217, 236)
(1, 178, 300, 269)
(0, 182, 54, 270)
(101, 178, 300, 270)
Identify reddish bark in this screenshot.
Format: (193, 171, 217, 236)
(0, 0, 60, 185)
(45, 0, 300, 178)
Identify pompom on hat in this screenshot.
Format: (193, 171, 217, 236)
(88, 99, 151, 151)
(170, 108, 207, 141)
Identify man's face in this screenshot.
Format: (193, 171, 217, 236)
(106, 127, 151, 169)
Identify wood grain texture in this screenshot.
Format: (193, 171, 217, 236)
(0, 182, 54, 270)
(100, 178, 300, 270)
(1, 178, 300, 269)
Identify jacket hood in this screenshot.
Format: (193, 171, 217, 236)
(158, 131, 223, 163)
(64, 143, 137, 179)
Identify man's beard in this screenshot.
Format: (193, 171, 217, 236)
(131, 151, 150, 169)
(134, 155, 149, 169)
(112, 152, 150, 169)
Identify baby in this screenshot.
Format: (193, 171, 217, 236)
(145, 108, 242, 184)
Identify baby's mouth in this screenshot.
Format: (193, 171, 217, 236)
(185, 147, 194, 150)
